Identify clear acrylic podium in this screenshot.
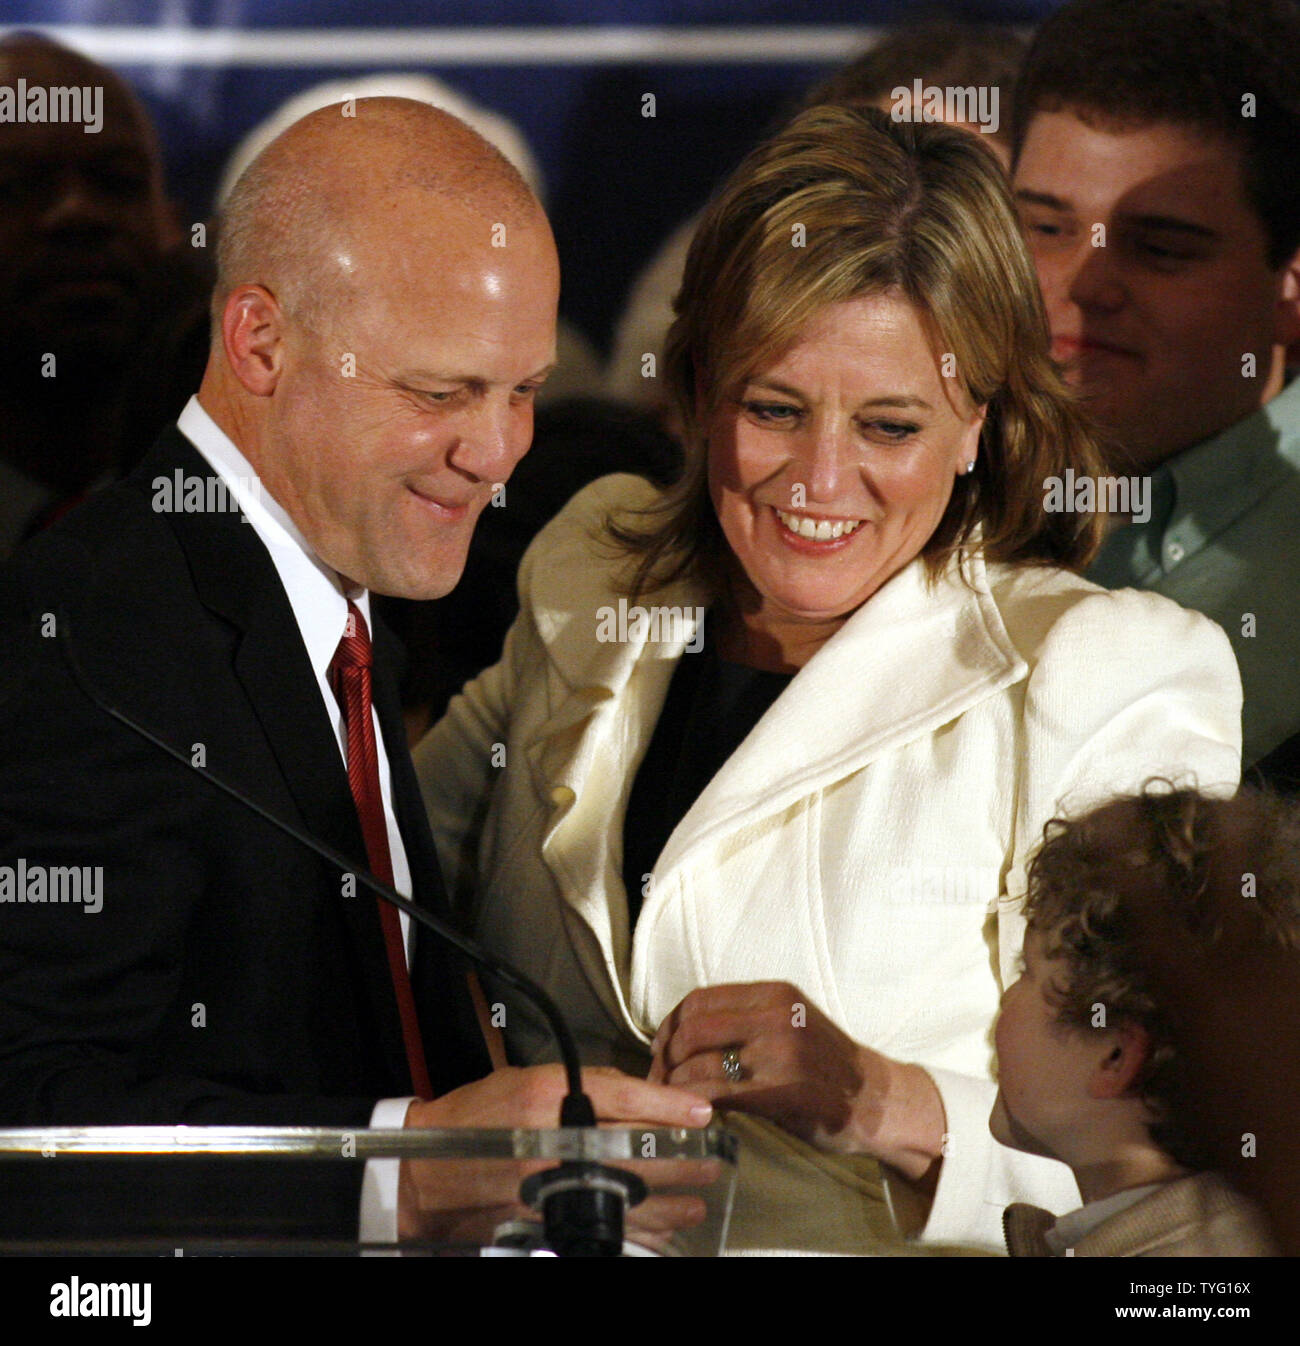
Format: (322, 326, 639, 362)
(0, 1124, 739, 1256)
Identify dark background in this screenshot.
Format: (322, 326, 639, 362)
(0, 2, 1059, 353)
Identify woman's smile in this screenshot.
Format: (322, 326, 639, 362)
(772, 506, 867, 545)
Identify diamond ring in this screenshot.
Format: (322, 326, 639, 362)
(721, 1046, 746, 1084)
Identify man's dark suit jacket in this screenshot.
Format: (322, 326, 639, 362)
(0, 426, 492, 1242)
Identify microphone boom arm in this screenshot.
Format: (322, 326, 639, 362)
(56, 616, 596, 1125)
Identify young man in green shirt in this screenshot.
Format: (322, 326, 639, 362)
(1010, 0, 1300, 774)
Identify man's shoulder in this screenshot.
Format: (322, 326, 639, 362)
(1263, 373, 1300, 444)
(2, 425, 263, 627)
(1166, 382, 1300, 543)
(2, 427, 196, 597)
(0, 426, 275, 731)
(1, 490, 167, 630)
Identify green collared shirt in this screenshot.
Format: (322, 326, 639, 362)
(1088, 377, 1300, 766)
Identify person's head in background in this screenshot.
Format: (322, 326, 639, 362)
(0, 32, 177, 489)
(607, 19, 1027, 418)
(801, 17, 1027, 170)
(613, 104, 1105, 669)
(1011, 0, 1300, 474)
(992, 783, 1300, 1204)
(203, 96, 559, 601)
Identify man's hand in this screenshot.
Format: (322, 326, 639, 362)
(648, 981, 945, 1180)
(397, 1065, 714, 1245)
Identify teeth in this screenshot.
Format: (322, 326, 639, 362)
(775, 508, 864, 541)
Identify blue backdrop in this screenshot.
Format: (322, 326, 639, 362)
(0, 2, 1060, 350)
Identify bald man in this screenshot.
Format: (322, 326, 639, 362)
(0, 98, 708, 1247)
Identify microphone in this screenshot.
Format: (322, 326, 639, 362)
(54, 610, 646, 1256)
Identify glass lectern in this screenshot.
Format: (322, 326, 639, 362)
(0, 1124, 739, 1256)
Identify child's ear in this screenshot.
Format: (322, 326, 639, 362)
(1087, 1022, 1151, 1100)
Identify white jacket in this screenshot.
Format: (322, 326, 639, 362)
(415, 474, 1242, 1253)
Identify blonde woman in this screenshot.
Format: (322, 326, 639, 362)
(415, 107, 1241, 1253)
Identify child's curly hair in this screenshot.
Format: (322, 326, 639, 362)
(1023, 783, 1300, 1169)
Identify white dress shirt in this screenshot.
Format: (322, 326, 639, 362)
(178, 396, 412, 1245)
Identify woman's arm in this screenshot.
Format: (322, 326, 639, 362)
(412, 614, 524, 921)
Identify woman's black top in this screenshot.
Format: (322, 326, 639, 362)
(621, 616, 793, 925)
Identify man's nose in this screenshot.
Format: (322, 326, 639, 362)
(40, 169, 117, 234)
(452, 395, 530, 484)
(1064, 234, 1127, 312)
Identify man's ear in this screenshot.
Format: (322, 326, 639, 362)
(1088, 1021, 1151, 1100)
(221, 284, 287, 398)
(1273, 245, 1300, 350)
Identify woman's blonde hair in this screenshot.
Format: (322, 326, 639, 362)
(612, 104, 1108, 598)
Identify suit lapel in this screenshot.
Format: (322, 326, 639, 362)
(654, 549, 1027, 876)
(371, 613, 492, 1091)
(523, 577, 703, 1004)
(526, 548, 1027, 999)
(127, 429, 412, 1093)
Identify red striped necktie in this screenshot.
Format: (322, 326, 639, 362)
(328, 600, 433, 1099)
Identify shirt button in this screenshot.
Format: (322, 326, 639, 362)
(549, 785, 576, 806)
(1165, 541, 1185, 565)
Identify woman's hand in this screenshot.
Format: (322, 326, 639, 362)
(648, 981, 947, 1181)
